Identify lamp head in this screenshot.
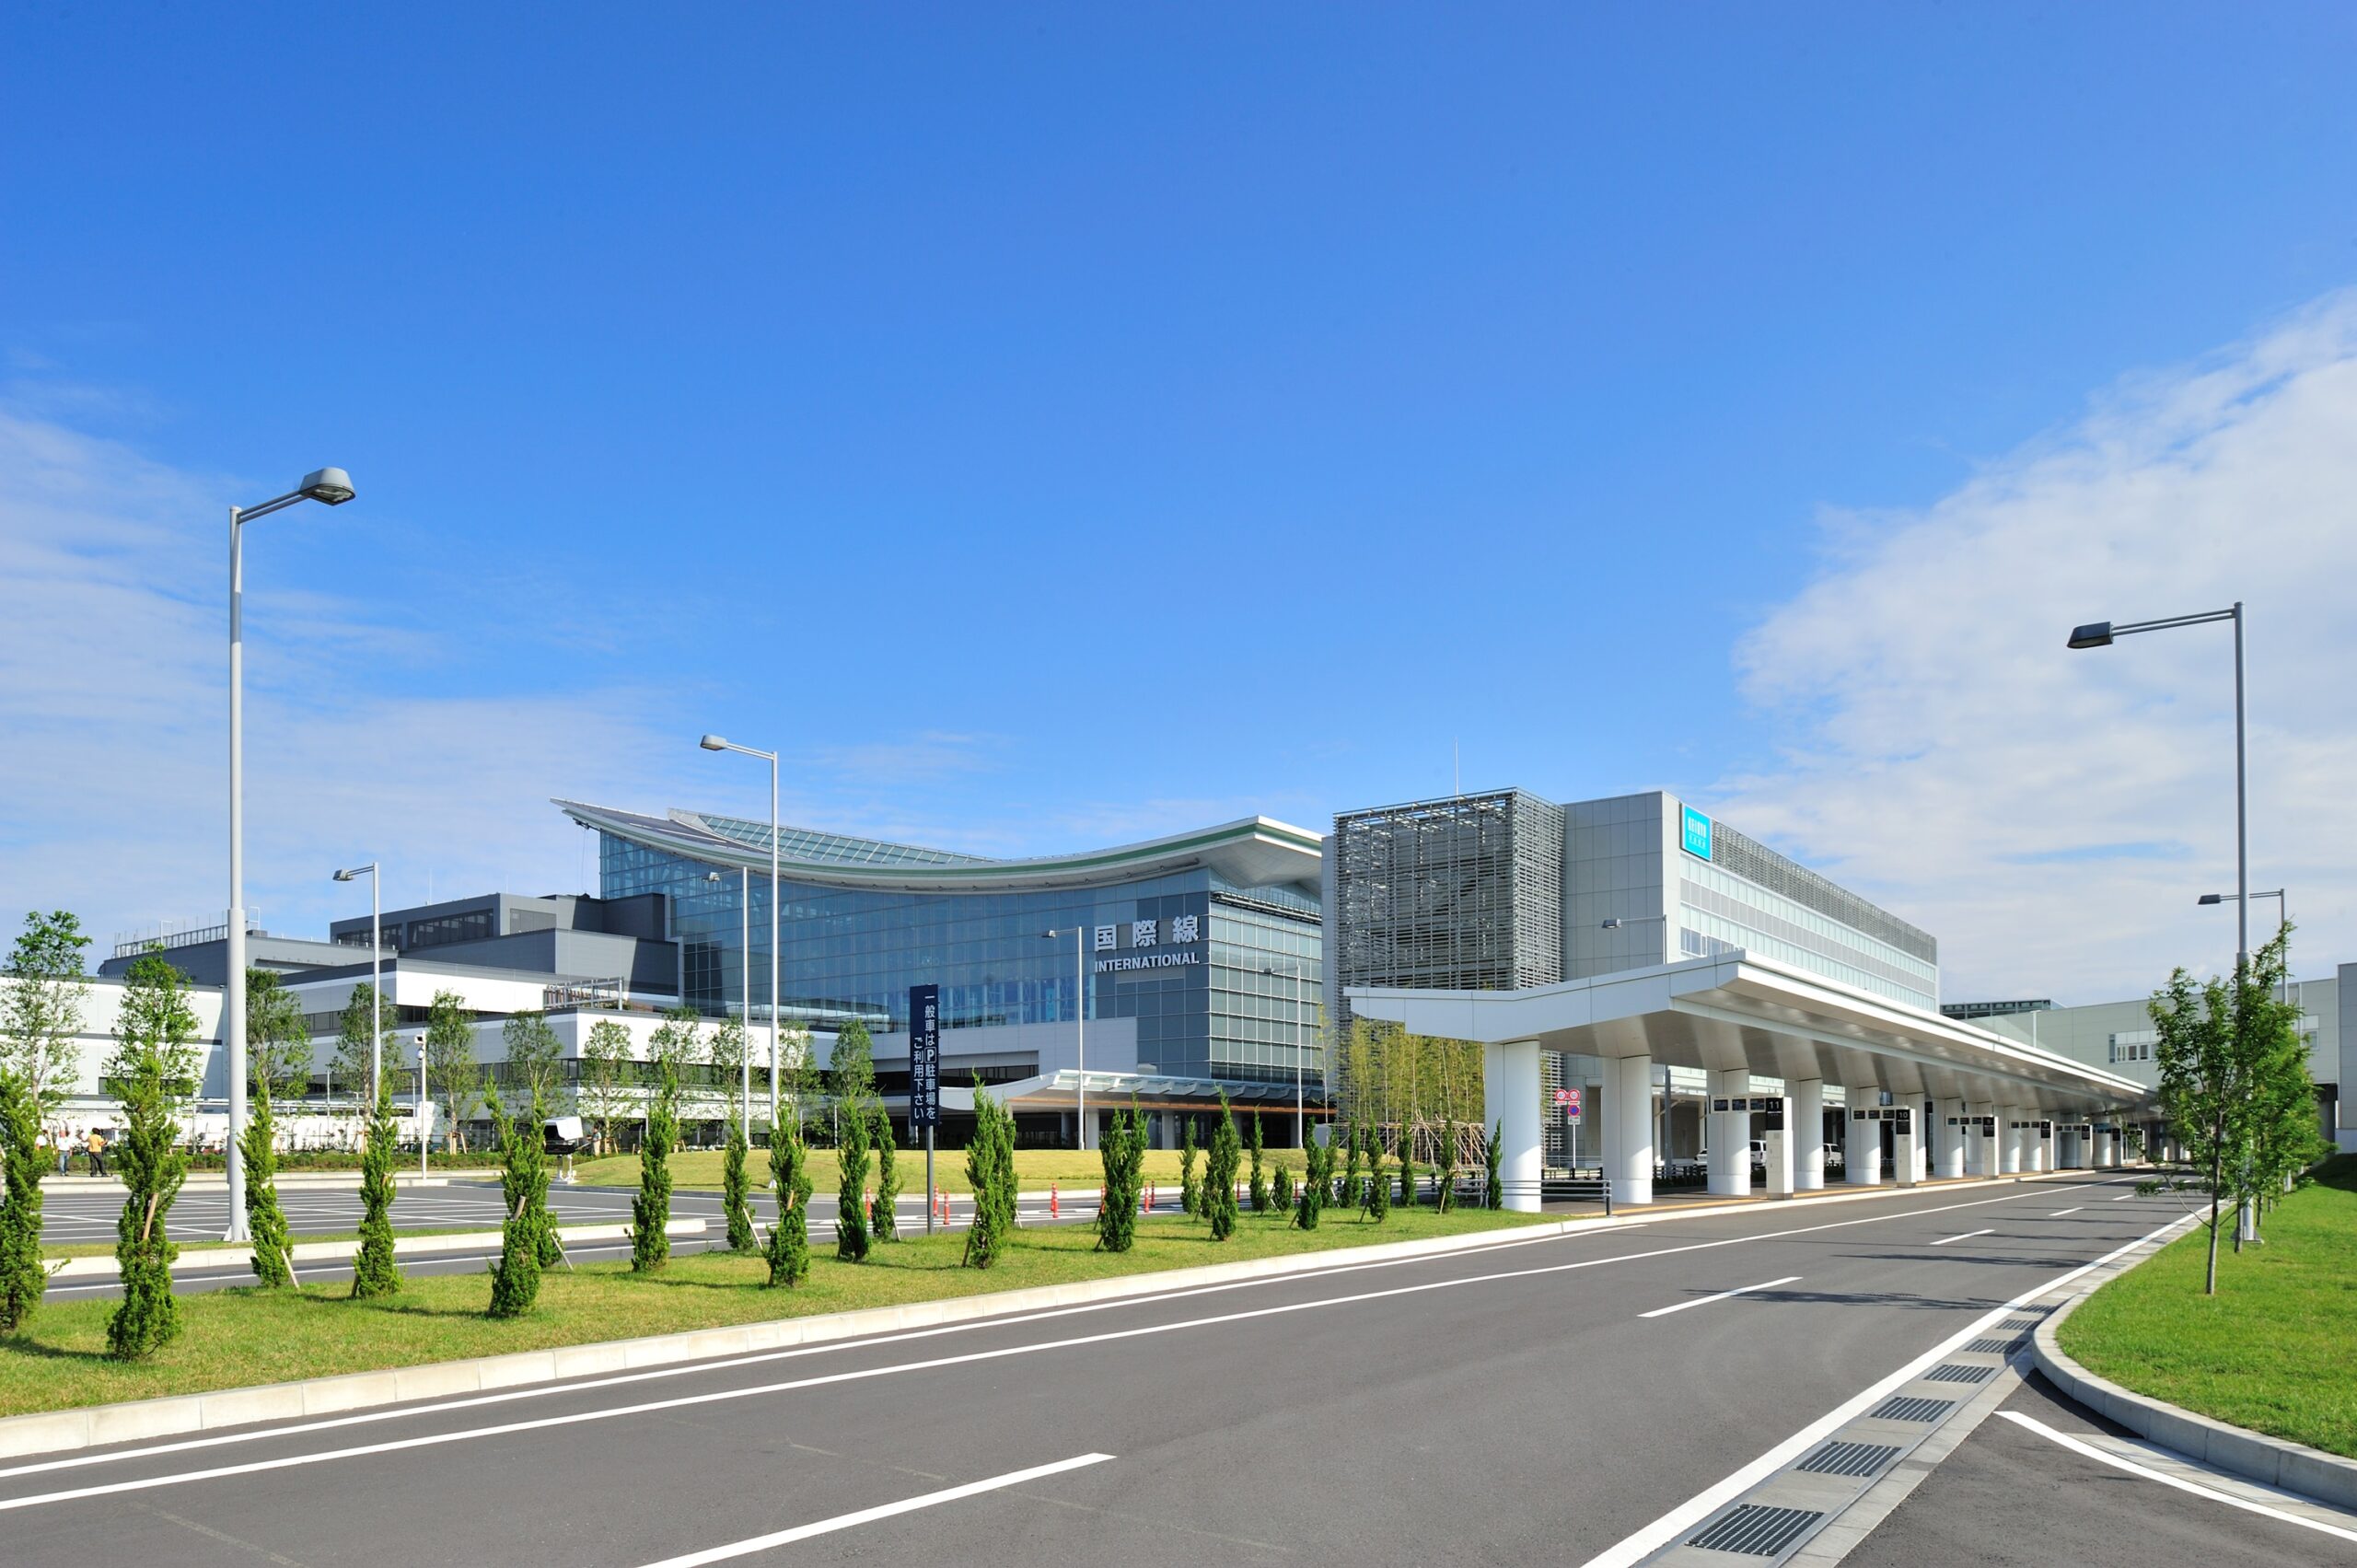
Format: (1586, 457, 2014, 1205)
(298, 467, 355, 505)
(699, 734, 727, 751)
(2197, 893, 2224, 905)
(1602, 917, 1623, 929)
(333, 868, 355, 882)
(2066, 621, 2114, 650)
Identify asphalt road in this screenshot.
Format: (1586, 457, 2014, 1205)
(0, 1175, 2236, 1566)
(1852, 1373, 2352, 1567)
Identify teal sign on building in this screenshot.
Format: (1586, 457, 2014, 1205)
(1680, 804, 1713, 861)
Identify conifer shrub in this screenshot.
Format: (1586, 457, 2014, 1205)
(871, 1109, 900, 1242)
(1295, 1133, 1329, 1229)
(765, 1120, 813, 1287)
(1341, 1121, 1363, 1212)
(1205, 1093, 1241, 1240)
(1248, 1113, 1269, 1213)
(352, 1086, 401, 1298)
(1398, 1123, 1417, 1209)
(1365, 1128, 1389, 1221)
(834, 1089, 870, 1261)
(1486, 1118, 1504, 1210)
(0, 1071, 46, 1331)
(1097, 1104, 1145, 1252)
(962, 1085, 1018, 1269)
(239, 1086, 294, 1289)
(108, 1045, 185, 1356)
(722, 1118, 757, 1254)
(1272, 1159, 1294, 1214)
(1435, 1113, 1457, 1213)
(632, 1064, 679, 1273)
(1178, 1117, 1200, 1216)
(487, 1089, 544, 1318)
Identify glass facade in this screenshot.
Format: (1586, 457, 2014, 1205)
(1676, 856, 1938, 1011)
(598, 832, 1322, 1086)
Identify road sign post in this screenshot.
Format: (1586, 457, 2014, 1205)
(910, 984, 940, 1235)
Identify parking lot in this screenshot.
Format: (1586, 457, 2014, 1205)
(39, 1180, 646, 1247)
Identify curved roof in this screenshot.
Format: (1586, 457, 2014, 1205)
(555, 798, 1324, 895)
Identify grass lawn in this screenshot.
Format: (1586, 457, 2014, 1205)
(575, 1145, 1251, 1195)
(2058, 1154, 2357, 1458)
(0, 1205, 1542, 1419)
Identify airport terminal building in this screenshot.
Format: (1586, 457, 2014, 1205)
(560, 799, 1326, 1141)
(1335, 789, 2152, 1207)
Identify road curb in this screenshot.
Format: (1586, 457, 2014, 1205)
(2031, 1226, 2357, 1512)
(0, 1166, 2103, 1463)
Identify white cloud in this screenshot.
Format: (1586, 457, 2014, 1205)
(1713, 290, 2357, 1004)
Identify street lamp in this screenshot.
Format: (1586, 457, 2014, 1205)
(700, 735, 780, 1134)
(226, 466, 355, 1240)
(2073, 602, 2248, 1238)
(331, 864, 383, 1101)
(1043, 927, 1088, 1149)
(2200, 889, 2290, 1004)
(414, 1031, 429, 1182)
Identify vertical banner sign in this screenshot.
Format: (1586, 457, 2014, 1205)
(908, 984, 941, 1131)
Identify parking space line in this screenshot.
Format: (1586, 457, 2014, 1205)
(633, 1453, 1116, 1566)
(1639, 1276, 1801, 1319)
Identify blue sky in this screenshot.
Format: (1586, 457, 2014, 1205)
(6, 5, 2356, 1000)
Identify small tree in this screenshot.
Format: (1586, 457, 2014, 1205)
(3, 910, 92, 1116)
(1206, 1093, 1241, 1240)
(1272, 1159, 1294, 1214)
(0, 1069, 46, 1330)
(765, 1119, 813, 1286)
(332, 981, 390, 1105)
(830, 1018, 877, 1108)
(1397, 1122, 1417, 1208)
(962, 1082, 1017, 1269)
(1179, 1118, 1200, 1215)
(239, 1081, 295, 1288)
(1365, 1124, 1389, 1221)
(578, 1018, 633, 1155)
(500, 1010, 566, 1113)
(351, 1084, 401, 1298)
(1097, 1104, 1145, 1252)
(1485, 1119, 1504, 1210)
(1341, 1121, 1363, 1212)
(778, 1024, 821, 1131)
(245, 968, 311, 1106)
(722, 1115, 757, 1253)
(871, 1108, 900, 1243)
(1295, 1131, 1330, 1230)
(1248, 1113, 1269, 1213)
(487, 1087, 546, 1318)
(1434, 1113, 1457, 1213)
(424, 990, 481, 1152)
(835, 1085, 871, 1262)
(106, 953, 198, 1361)
(632, 1063, 679, 1272)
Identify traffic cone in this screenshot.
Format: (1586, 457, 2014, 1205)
(1050, 1182, 1060, 1218)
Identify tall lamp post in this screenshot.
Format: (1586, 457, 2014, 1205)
(2072, 603, 2248, 1238)
(331, 864, 383, 1099)
(2200, 888, 2290, 1005)
(699, 736, 780, 1134)
(225, 466, 355, 1239)
(1043, 927, 1088, 1149)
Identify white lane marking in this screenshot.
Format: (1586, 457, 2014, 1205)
(1640, 1276, 1802, 1319)
(2053, 1207, 2084, 1217)
(1993, 1411, 2357, 1544)
(1575, 1209, 2201, 1568)
(1930, 1229, 1994, 1247)
(0, 1177, 2140, 1486)
(633, 1453, 1115, 1566)
(2113, 1193, 2134, 1200)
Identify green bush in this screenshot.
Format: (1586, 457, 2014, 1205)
(721, 1119, 757, 1254)
(1486, 1118, 1504, 1210)
(835, 1094, 870, 1262)
(1206, 1093, 1241, 1241)
(1295, 1133, 1330, 1230)
(871, 1109, 900, 1243)
(632, 1065, 679, 1273)
(962, 1086, 1017, 1269)
(0, 1071, 46, 1330)
(351, 1088, 401, 1298)
(1179, 1118, 1200, 1216)
(764, 1122, 813, 1287)
(1096, 1105, 1145, 1253)
(238, 1088, 294, 1289)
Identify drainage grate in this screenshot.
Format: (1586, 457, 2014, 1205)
(1871, 1395, 1956, 1423)
(1687, 1504, 1825, 1556)
(1925, 1363, 1998, 1385)
(1797, 1441, 1901, 1479)
(1965, 1336, 2022, 1354)
(2005, 1314, 2047, 1330)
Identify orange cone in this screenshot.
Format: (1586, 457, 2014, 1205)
(1050, 1182, 1060, 1218)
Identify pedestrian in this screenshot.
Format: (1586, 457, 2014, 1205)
(85, 1128, 106, 1178)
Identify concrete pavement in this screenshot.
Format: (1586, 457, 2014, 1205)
(0, 1175, 2231, 1566)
